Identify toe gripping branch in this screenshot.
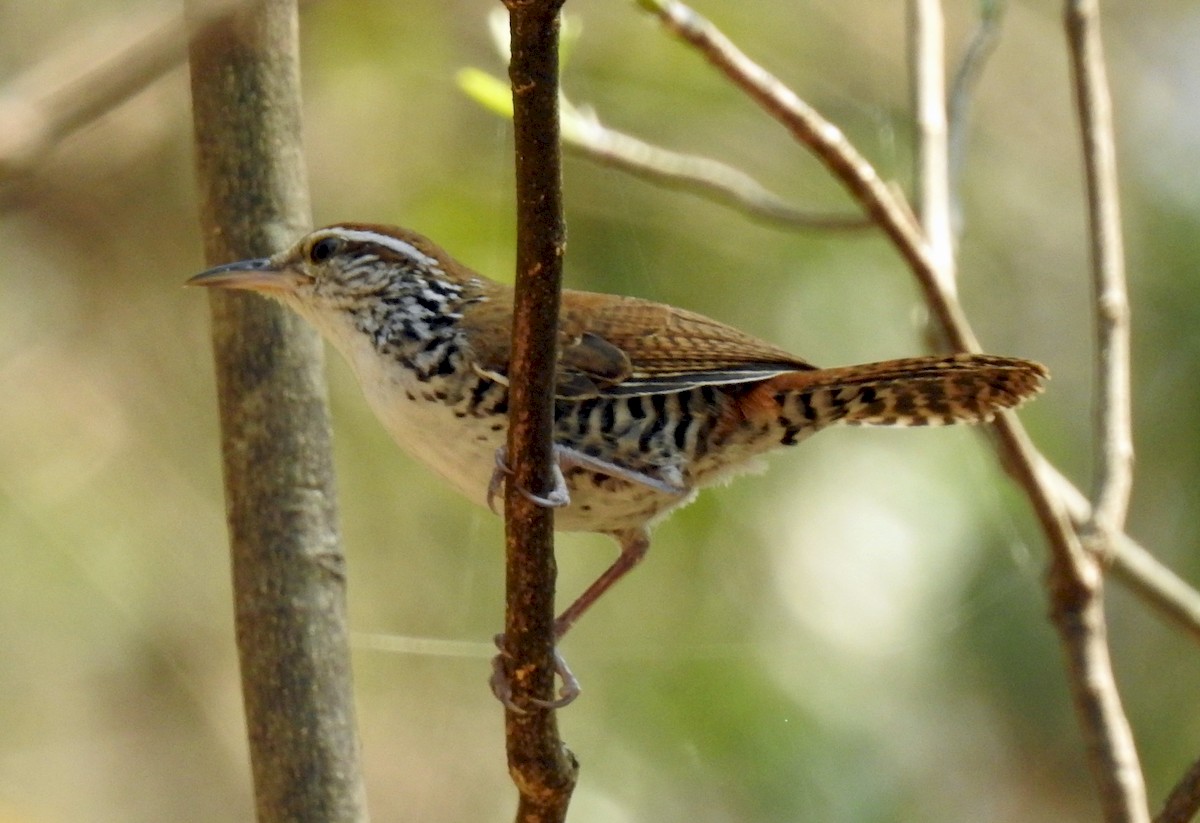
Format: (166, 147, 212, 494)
(490, 633, 582, 712)
(488, 445, 572, 514)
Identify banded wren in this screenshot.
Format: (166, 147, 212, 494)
(190, 223, 1046, 703)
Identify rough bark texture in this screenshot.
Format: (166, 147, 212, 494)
(500, 1, 579, 821)
(187, 1, 368, 820)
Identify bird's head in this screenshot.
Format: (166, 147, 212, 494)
(187, 223, 470, 313)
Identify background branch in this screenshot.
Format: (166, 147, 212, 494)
(187, 0, 367, 819)
(946, 0, 1005, 225)
(626, 0, 1200, 636)
(563, 111, 872, 230)
(500, 0, 578, 820)
(459, 66, 870, 231)
(908, 0, 956, 289)
(642, 0, 1151, 818)
(1060, 1, 1144, 816)
(1066, 0, 1134, 537)
(0, 0, 250, 184)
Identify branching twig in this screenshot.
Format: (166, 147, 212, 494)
(500, 1, 579, 821)
(639, 1, 1153, 819)
(458, 66, 871, 230)
(907, 7, 1143, 816)
(633, 0, 1083, 584)
(1046, 463, 1200, 642)
(626, 0, 1187, 622)
(1062, 3, 1144, 816)
(637, 0, 958, 333)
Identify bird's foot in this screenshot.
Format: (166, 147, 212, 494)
(489, 633, 581, 712)
(487, 446, 571, 514)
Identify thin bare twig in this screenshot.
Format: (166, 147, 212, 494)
(908, 7, 1143, 816)
(1107, 538, 1200, 643)
(460, 59, 870, 228)
(908, 0, 956, 289)
(637, 0, 961, 335)
(1054, 586, 1148, 823)
(500, 1, 578, 820)
(1064, 2, 1145, 818)
(565, 108, 872, 230)
(947, 0, 1006, 221)
(641, 1, 1151, 818)
(1065, 0, 1134, 537)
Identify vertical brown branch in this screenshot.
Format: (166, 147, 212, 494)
(500, 0, 578, 821)
(187, 1, 368, 820)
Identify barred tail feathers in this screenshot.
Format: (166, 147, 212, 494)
(752, 353, 1047, 432)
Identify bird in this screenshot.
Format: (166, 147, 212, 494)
(189, 222, 1047, 705)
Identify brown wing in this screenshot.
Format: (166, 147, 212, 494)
(459, 285, 814, 399)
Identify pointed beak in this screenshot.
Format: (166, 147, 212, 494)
(186, 258, 308, 294)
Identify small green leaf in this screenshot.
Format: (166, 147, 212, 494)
(456, 68, 514, 119)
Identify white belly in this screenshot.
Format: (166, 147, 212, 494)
(353, 354, 501, 508)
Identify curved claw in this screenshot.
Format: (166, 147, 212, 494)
(486, 453, 506, 515)
(529, 648, 581, 709)
(489, 649, 524, 713)
(487, 446, 571, 514)
(489, 634, 581, 712)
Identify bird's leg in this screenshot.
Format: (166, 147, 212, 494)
(488, 445, 688, 514)
(487, 436, 682, 708)
(554, 528, 651, 639)
(488, 527, 652, 710)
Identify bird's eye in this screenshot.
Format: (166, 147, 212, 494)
(308, 236, 342, 263)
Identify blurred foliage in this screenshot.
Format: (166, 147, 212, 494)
(2, 1, 1200, 821)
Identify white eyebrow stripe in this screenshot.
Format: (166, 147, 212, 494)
(328, 228, 438, 267)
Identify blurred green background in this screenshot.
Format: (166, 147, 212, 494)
(3, 0, 1199, 820)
